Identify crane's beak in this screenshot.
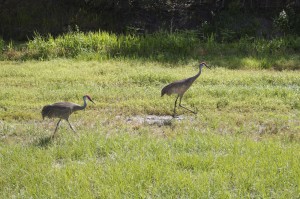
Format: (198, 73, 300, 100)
(206, 65, 211, 69)
(90, 99, 96, 104)
(88, 98, 95, 104)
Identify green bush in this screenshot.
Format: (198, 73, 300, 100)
(27, 33, 59, 59)
(274, 10, 290, 35)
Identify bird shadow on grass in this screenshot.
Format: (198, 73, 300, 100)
(34, 136, 53, 148)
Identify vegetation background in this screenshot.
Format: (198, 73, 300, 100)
(0, 0, 300, 198)
(1, 0, 300, 67)
(1, 0, 300, 40)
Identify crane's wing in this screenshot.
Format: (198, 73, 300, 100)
(41, 102, 80, 119)
(51, 102, 79, 108)
(161, 78, 194, 96)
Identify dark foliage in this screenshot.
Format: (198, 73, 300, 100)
(0, 0, 299, 40)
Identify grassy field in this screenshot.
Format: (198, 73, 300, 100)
(0, 59, 300, 198)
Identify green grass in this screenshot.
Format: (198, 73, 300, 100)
(0, 59, 300, 198)
(1, 31, 300, 69)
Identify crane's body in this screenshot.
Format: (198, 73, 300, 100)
(161, 73, 200, 97)
(161, 62, 209, 116)
(42, 102, 86, 120)
(42, 95, 95, 137)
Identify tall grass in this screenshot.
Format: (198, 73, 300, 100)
(2, 31, 300, 69)
(26, 31, 199, 61)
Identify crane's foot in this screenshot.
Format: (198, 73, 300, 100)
(51, 131, 57, 139)
(191, 109, 198, 114)
(179, 104, 198, 115)
(172, 111, 179, 118)
(194, 107, 199, 115)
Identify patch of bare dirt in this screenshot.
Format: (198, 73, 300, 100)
(125, 115, 185, 126)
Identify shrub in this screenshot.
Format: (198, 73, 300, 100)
(27, 33, 55, 59)
(274, 10, 290, 35)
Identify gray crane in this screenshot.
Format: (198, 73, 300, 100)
(161, 62, 210, 116)
(42, 95, 95, 137)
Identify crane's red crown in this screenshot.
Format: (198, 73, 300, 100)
(85, 95, 92, 100)
(199, 62, 211, 69)
(84, 95, 95, 104)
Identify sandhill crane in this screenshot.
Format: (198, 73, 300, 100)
(161, 62, 210, 116)
(42, 95, 95, 137)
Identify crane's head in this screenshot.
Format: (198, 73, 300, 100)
(84, 95, 95, 104)
(199, 62, 210, 69)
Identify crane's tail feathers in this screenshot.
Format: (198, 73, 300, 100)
(161, 88, 165, 97)
(161, 85, 170, 97)
(41, 105, 52, 119)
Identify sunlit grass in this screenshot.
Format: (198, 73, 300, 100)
(0, 59, 300, 198)
(1, 131, 300, 198)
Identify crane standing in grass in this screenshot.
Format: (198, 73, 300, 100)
(161, 62, 210, 116)
(42, 95, 95, 138)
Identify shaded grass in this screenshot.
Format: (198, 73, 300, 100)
(0, 59, 300, 198)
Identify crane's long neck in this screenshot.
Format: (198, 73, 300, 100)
(79, 96, 88, 110)
(193, 65, 203, 79)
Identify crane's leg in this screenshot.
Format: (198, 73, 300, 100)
(173, 95, 180, 117)
(66, 119, 76, 133)
(52, 119, 61, 138)
(179, 96, 197, 114)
